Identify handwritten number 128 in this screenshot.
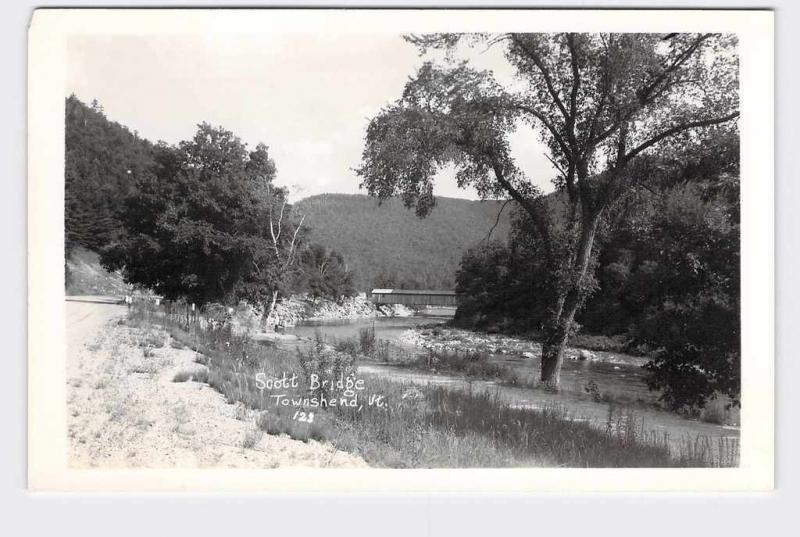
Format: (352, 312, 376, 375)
(292, 410, 314, 423)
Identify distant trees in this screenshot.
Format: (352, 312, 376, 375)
(357, 33, 739, 389)
(371, 271, 398, 289)
(296, 194, 511, 291)
(370, 271, 425, 291)
(298, 244, 356, 303)
(455, 236, 551, 330)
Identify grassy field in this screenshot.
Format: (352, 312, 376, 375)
(125, 302, 737, 468)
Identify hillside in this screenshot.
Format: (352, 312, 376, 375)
(65, 95, 155, 254)
(295, 194, 513, 291)
(65, 246, 132, 296)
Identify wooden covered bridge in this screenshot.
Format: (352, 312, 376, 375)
(369, 289, 458, 307)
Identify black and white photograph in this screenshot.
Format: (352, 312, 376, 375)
(25, 8, 774, 491)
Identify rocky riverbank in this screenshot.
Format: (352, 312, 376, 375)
(269, 294, 415, 328)
(398, 324, 649, 366)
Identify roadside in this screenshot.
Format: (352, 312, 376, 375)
(66, 298, 366, 468)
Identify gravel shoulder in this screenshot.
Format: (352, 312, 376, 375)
(66, 298, 367, 468)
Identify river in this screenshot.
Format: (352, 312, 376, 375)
(284, 314, 740, 460)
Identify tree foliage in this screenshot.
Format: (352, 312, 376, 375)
(298, 244, 356, 302)
(637, 181, 740, 409)
(65, 95, 155, 254)
(101, 123, 304, 307)
(66, 96, 369, 321)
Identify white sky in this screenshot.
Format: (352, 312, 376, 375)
(67, 33, 555, 201)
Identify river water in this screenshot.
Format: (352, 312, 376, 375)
(284, 315, 740, 459)
(289, 315, 652, 401)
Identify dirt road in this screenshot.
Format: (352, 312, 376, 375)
(66, 297, 366, 468)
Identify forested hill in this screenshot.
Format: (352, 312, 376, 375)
(65, 95, 154, 254)
(295, 194, 513, 291)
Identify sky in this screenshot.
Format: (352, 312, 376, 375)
(67, 33, 555, 201)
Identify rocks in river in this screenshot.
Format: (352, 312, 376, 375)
(401, 324, 648, 370)
(566, 349, 599, 361)
(398, 329, 424, 347)
(379, 303, 415, 317)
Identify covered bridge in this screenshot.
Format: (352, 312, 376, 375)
(369, 289, 458, 307)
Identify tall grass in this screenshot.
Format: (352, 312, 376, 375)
(413, 348, 529, 387)
(335, 334, 527, 387)
(359, 326, 376, 354)
(334, 328, 390, 362)
(124, 302, 737, 468)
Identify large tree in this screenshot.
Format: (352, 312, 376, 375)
(357, 33, 739, 389)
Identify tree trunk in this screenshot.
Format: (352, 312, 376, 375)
(540, 323, 570, 389)
(264, 290, 279, 331)
(540, 212, 601, 389)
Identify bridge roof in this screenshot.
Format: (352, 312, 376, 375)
(370, 289, 456, 296)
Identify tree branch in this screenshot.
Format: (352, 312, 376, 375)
(510, 103, 571, 157)
(566, 34, 581, 150)
(622, 112, 740, 164)
(510, 34, 569, 121)
(637, 34, 713, 105)
(485, 199, 511, 244)
(281, 214, 305, 272)
(544, 153, 567, 180)
(588, 34, 714, 149)
(487, 152, 553, 261)
(584, 47, 611, 151)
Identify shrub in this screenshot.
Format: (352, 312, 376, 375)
(359, 326, 376, 355)
(335, 333, 391, 362)
(173, 368, 209, 384)
(374, 339, 391, 362)
(399, 348, 527, 387)
(334, 337, 360, 356)
(241, 427, 263, 450)
(296, 338, 356, 399)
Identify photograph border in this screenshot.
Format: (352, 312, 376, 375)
(27, 7, 774, 492)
